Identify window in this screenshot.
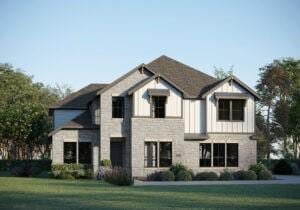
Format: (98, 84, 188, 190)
(64, 142, 76, 163)
(112, 97, 124, 118)
(218, 99, 230, 120)
(199, 143, 211, 167)
(227, 143, 238, 167)
(79, 142, 91, 164)
(144, 142, 172, 167)
(232, 100, 244, 121)
(213, 143, 225, 167)
(152, 96, 166, 118)
(144, 142, 157, 167)
(218, 99, 244, 121)
(159, 142, 172, 167)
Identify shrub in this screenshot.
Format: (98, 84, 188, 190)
(100, 159, 112, 168)
(291, 162, 299, 174)
(97, 166, 111, 180)
(36, 171, 50, 178)
(176, 170, 192, 181)
(233, 170, 257, 180)
(104, 167, 132, 186)
(147, 171, 163, 181)
(257, 169, 272, 180)
(249, 162, 267, 176)
(50, 164, 92, 179)
(10, 161, 42, 177)
(273, 159, 293, 175)
(194, 172, 219, 181)
(219, 170, 234, 181)
(60, 171, 75, 180)
(161, 170, 175, 181)
(169, 163, 188, 176)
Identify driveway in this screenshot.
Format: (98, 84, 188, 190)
(134, 175, 300, 186)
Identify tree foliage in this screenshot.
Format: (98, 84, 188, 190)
(0, 63, 72, 159)
(256, 58, 300, 164)
(214, 66, 233, 79)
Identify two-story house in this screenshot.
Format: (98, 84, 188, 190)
(49, 55, 261, 177)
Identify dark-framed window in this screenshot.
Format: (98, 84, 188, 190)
(227, 143, 238, 167)
(152, 96, 166, 118)
(159, 142, 172, 167)
(213, 143, 225, 167)
(218, 99, 230, 120)
(218, 99, 244, 121)
(199, 143, 211, 167)
(144, 142, 157, 167)
(79, 142, 92, 164)
(112, 97, 124, 118)
(64, 142, 76, 163)
(232, 100, 244, 121)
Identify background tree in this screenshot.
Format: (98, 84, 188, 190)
(0, 63, 72, 159)
(256, 58, 300, 166)
(213, 66, 233, 79)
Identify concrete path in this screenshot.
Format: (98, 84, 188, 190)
(134, 175, 300, 186)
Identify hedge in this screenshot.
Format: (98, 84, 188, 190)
(0, 159, 51, 171)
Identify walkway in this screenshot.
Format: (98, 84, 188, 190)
(134, 175, 300, 186)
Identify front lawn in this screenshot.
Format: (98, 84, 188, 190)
(0, 176, 300, 209)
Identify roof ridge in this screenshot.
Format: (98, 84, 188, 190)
(148, 55, 218, 81)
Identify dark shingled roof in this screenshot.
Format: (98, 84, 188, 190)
(146, 55, 219, 98)
(49, 111, 98, 136)
(50, 83, 108, 109)
(62, 111, 98, 129)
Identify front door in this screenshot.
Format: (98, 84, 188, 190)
(110, 140, 123, 167)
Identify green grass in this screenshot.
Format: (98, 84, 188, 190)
(0, 175, 300, 209)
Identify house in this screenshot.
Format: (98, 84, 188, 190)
(49, 55, 261, 177)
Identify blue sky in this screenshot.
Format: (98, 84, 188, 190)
(0, 0, 299, 91)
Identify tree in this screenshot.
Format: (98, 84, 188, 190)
(256, 58, 300, 166)
(214, 66, 233, 79)
(0, 63, 72, 159)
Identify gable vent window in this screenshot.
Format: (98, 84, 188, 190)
(112, 97, 124, 118)
(152, 96, 166, 118)
(218, 99, 244, 121)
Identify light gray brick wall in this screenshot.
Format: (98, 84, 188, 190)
(100, 70, 151, 170)
(52, 129, 99, 173)
(131, 118, 185, 177)
(131, 118, 256, 177)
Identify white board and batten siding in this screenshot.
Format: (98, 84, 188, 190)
(206, 81, 255, 133)
(54, 110, 85, 129)
(133, 79, 182, 117)
(183, 100, 206, 134)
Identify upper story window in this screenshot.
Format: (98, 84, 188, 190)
(152, 96, 166, 118)
(112, 97, 124, 118)
(218, 99, 244, 121)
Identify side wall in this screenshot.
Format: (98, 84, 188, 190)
(52, 129, 100, 172)
(133, 79, 182, 117)
(54, 110, 85, 129)
(206, 81, 255, 133)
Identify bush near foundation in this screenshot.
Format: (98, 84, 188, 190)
(194, 172, 219, 181)
(219, 170, 234, 181)
(233, 170, 257, 180)
(257, 169, 273, 180)
(104, 167, 132, 186)
(50, 164, 92, 179)
(176, 170, 192, 181)
(161, 170, 175, 181)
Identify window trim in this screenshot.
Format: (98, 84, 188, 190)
(144, 141, 172, 168)
(217, 99, 245, 122)
(151, 96, 166, 118)
(112, 97, 124, 118)
(199, 143, 239, 168)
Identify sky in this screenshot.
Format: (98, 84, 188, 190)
(0, 0, 300, 91)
